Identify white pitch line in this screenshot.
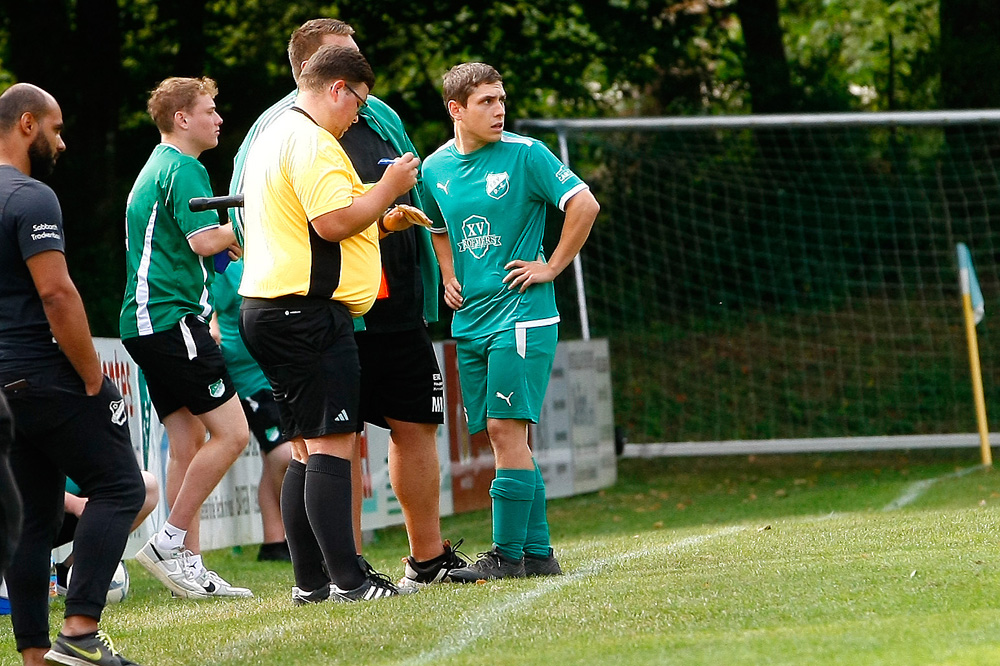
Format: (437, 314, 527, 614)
(209, 616, 299, 662)
(401, 526, 744, 666)
(882, 465, 985, 511)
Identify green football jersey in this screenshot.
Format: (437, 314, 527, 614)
(212, 259, 270, 398)
(120, 144, 220, 339)
(228, 90, 295, 245)
(423, 131, 588, 340)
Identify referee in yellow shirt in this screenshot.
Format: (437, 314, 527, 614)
(238, 45, 421, 603)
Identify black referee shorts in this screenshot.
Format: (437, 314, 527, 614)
(355, 326, 444, 431)
(240, 297, 360, 440)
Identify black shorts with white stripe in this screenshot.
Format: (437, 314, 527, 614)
(122, 314, 236, 419)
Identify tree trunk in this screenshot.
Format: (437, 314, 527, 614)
(163, 0, 207, 76)
(73, 0, 122, 212)
(3, 0, 72, 99)
(735, 0, 794, 113)
(940, 0, 1000, 108)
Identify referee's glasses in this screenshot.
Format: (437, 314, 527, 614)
(342, 83, 369, 114)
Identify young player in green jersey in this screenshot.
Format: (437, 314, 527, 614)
(121, 77, 252, 599)
(423, 62, 601, 581)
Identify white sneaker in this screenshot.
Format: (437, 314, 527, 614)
(135, 538, 209, 599)
(192, 568, 254, 598)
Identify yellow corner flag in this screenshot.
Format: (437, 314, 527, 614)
(956, 242, 991, 465)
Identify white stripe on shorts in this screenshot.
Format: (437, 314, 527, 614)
(178, 318, 198, 360)
(514, 317, 560, 358)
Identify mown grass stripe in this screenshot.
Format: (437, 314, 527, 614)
(403, 526, 745, 665)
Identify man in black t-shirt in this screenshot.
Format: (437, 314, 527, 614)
(0, 83, 145, 666)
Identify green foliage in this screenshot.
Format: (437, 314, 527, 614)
(0, 0, 959, 337)
(781, 0, 939, 110)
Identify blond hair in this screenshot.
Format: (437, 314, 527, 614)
(288, 19, 356, 81)
(147, 77, 218, 133)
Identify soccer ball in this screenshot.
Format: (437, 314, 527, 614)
(66, 560, 130, 604)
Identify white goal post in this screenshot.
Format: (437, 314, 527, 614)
(516, 110, 1000, 457)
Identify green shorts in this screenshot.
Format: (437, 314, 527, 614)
(456, 322, 558, 435)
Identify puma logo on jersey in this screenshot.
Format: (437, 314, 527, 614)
(496, 391, 514, 406)
(437, 180, 450, 195)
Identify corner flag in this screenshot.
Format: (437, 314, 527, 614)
(956, 242, 992, 466)
(957, 242, 985, 324)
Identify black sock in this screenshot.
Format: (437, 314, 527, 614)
(413, 550, 447, 568)
(281, 459, 329, 591)
(304, 454, 364, 590)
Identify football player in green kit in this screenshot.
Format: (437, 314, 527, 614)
(423, 62, 601, 581)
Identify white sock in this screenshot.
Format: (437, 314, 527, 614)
(155, 522, 187, 551)
(188, 553, 205, 573)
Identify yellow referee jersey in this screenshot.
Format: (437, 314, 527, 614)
(239, 108, 380, 316)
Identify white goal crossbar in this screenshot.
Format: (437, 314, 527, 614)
(517, 110, 1000, 459)
(622, 433, 996, 459)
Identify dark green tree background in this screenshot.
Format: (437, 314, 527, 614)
(0, 0, 995, 334)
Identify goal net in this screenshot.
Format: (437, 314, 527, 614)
(517, 112, 1000, 448)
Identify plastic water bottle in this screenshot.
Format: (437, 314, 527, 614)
(0, 577, 10, 615)
(49, 556, 57, 599)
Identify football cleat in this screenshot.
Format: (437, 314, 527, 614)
(397, 538, 469, 592)
(331, 557, 399, 601)
(449, 547, 526, 583)
(523, 548, 563, 576)
(291, 584, 330, 606)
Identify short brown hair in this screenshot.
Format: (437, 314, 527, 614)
(298, 45, 374, 95)
(147, 77, 218, 133)
(442, 62, 503, 108)
(288, 19, 355, 81)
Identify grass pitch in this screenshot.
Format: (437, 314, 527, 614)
(3, 449, 1000, 665)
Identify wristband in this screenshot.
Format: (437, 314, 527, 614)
(377, 207, 394, 235)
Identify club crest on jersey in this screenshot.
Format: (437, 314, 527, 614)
(486, 172, 509, 199)
(109, 399, 127, 426)
(458, 215, 502, 259)
(208, 379, 225, 398)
